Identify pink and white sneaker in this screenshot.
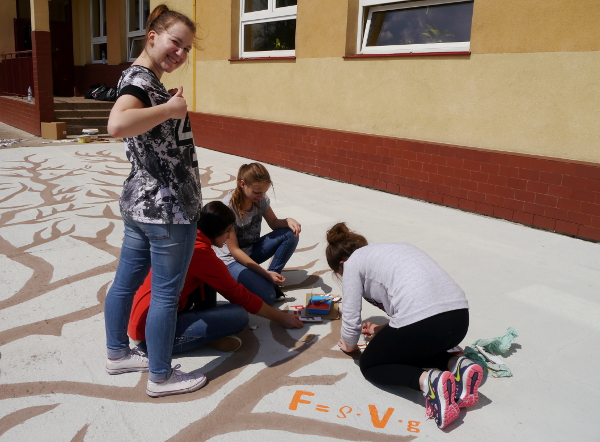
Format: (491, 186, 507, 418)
(451, 356, 483, 408)
(424, 369, 460, 429)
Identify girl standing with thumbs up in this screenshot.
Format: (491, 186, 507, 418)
(105, 4, 205, 398)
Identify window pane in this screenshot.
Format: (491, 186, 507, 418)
(276, 0, 297, 7)
(128, 0, 140, 32)
(91, 0, 100, 38)
(366, 1, 474, 46)
(129, 37, 145, 59)
(244, 19, 296, 52)
(93, 42, 107, 61)
(245, 0, 268, 13)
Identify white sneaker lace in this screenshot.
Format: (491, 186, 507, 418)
(130, 348, 148, 362)
(171, 364, 196, 382)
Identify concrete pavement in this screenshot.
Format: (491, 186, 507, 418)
(0, 137, 598, 441)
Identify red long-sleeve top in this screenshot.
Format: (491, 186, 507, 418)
(128, 230, 264, 341)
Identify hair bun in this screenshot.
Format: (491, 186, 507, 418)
(147, 4, 169, 26)
(326, 222, 351, 245)
(325, 222, 368, 273)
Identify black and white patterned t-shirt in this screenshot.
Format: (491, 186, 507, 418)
(116, 65, 202, 224)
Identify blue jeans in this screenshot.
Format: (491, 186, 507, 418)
(104, 215, 197, 382)
(173, 304, 248, 353)
(228, 228, 299, 305)
(137, 284, 248, 354)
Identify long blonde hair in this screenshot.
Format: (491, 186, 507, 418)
(230, 163, 273, 218)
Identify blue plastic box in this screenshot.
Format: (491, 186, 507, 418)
(307, 295, 332, 315)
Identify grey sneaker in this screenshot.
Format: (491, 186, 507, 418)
(146, 364, 207, 398)
(451, 356, 483, 408)
(106, 348, 148, 375)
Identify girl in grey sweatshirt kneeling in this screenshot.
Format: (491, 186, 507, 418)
(326, 222, 483, 430)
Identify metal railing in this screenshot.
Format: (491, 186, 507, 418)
(0, 50, 34, 98)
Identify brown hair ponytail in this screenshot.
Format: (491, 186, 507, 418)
(144, 4, 197, 47)
(230, 163, 273, 219)
(325, 222, 368, 274)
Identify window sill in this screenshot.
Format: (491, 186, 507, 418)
(228, 56, 296, 62)
(344, 52, 470, 59)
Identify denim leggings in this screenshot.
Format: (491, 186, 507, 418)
(359, 309, 469, 391)
(104, 215, 197, 382)
(227, 228, 298, 305)
(137, 283, 249, 354)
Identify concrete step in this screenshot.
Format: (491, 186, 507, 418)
(55, 109, 111, 119)
(53, 98, 114, 135)
(57, 116, 109, 127)
(54, 100, 114, 110)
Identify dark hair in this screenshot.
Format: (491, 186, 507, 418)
(198, 201, 236, 239)
(325, 222, 368, 274)
(144, 4, 198, 48)
(230, 163, 272, 219)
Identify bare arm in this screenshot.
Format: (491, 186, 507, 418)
(263, 207, 301, 236)
(225, 228, 285, 284)
(361, 321, 388, 337)
(254, 302, 303, 328)
(107, 86, 188, 138)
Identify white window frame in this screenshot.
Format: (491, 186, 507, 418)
(90, 0, 107, 64)
(127, 0, 150, 62)
(358, 0, 472, 55)
(239, 0, 297, 58)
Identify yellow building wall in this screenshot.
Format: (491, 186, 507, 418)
(154, 0, 196, 110)
(194, 0, 600, 164)
(0, 0, 17, 56)
(30, 0, 50, 32)
(72, 0, 91, 65)
(106, 0, 127, 64)
(196, 0, 232, 61)
(296, 0, 349, 58)
(471, 0, 600, 54)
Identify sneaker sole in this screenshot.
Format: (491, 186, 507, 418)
(457, 364, 483, 408)
(146, 375, 207, 398)
(207, 336, 242, 352)
(106, 366, 149, 375)
(438, 373, 460, 429)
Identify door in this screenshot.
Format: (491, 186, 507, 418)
(13, 18, 32, 51)
(50, 18, 75, 97)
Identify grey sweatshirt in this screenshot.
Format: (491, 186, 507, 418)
(340, 243, 469, 346)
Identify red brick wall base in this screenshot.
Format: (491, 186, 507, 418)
(32, 31, 55, 126)
(0, 97, 39, 135)
(189, 112, 600, 242)
(0, 31, 56, 136)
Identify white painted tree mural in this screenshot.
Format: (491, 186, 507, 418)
(0, 147, 421, 441)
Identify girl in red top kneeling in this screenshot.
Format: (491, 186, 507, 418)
(128, 202, 303, 354)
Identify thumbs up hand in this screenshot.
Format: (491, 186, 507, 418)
(167, 86, 187, 119)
